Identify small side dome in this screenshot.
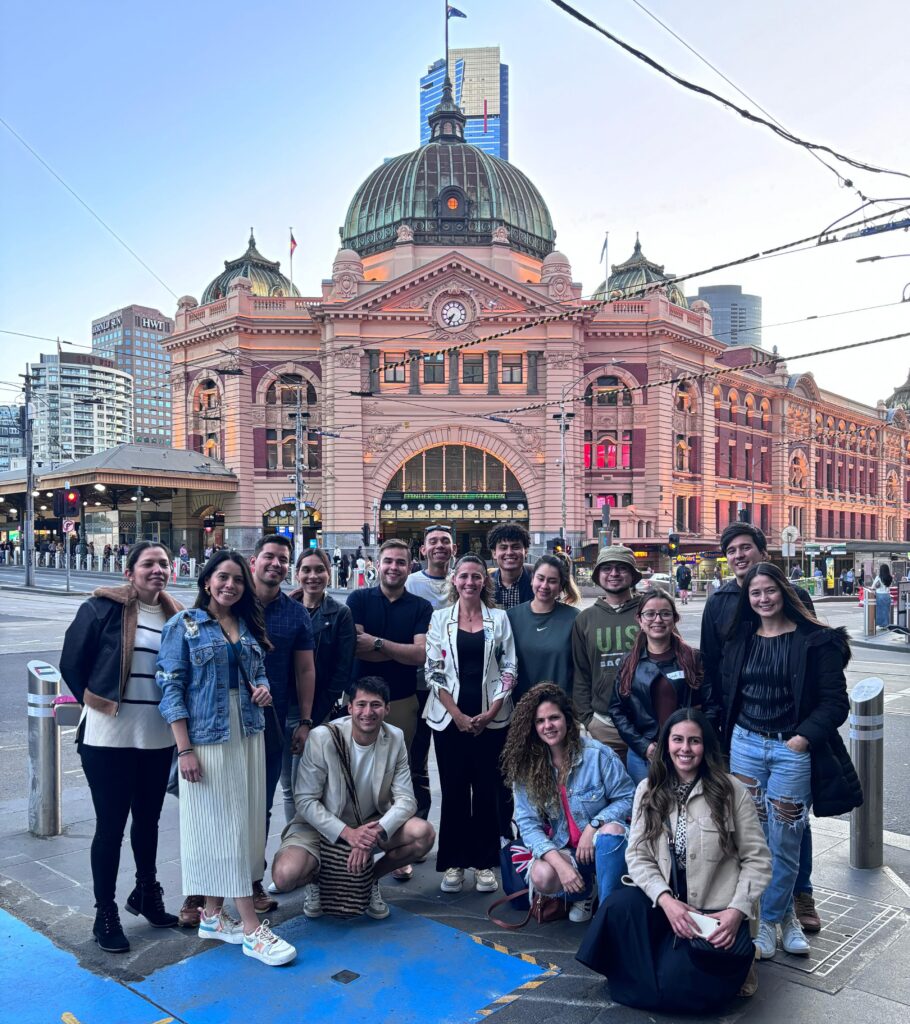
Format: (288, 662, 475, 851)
(541, 251, 572, 277)
(690, 298, 710, 314)
(177, 295, 198, 310)
(201, 230, 300, 304)
(592, 234, 688, 308)
(331, 248, 365, 302)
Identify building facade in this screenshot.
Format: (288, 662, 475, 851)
(30, 352, 133, 465)
(163, 82, 909, 562)
(0, 406, 22, 472)
(686, 284, 762, 346)
(92, 304, 174, 445)
(420, 47, 509, 159)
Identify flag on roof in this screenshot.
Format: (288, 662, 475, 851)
(447, 6, 467, 18)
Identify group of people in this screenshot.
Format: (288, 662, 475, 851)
(59, 518, 861, 1012)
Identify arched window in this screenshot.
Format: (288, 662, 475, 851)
(886, 471, 899, 502)
(712, 385, 722, 418)
(789, 452, 808, 489)
(265, 374, 316, 406)
(675, 382, 693, 412)
(193, 378, 220, 412)
(728, 389, 739, 421)
(759, 398, 771, 431)
(585, 432, 632, 469)
(675, 437, 689, 471)
(386, 444, 521, 495)
(585, 375, 632, 406)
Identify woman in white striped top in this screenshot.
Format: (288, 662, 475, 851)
(60, 542, 183, 954)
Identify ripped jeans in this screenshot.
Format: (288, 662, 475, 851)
(730, 724, 812, 924)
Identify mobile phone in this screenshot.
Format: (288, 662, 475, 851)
(688, 911, 721, 938)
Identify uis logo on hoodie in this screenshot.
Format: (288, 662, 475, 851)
(594, 624, 639, 655)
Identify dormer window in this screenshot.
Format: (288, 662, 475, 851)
(440, 187, 467, 219)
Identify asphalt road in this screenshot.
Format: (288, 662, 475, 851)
(1, 588, 907, 832)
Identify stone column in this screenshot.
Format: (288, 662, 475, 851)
(367, 350, 380, 394)
(409, 349, 421, 395)
(487, 351, 500, 395)
(527, 351, 540, 395)
(448, 351, 460, 395)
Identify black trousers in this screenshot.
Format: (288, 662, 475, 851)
(410, 690, 432, 820)
(79, 744, 174, 904)
(433, 723, 506, 872)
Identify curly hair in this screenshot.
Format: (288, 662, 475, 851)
(500, 683, 583, 817)
(632, 708, 735, 858)
(615, 591, 702, 698)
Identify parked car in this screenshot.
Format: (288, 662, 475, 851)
(636, 572, 673, 594)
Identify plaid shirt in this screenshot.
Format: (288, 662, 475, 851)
(492, 566, 534, 609)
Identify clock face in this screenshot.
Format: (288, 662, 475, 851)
(440, 300, 468, 328)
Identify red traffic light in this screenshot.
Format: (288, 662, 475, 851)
(64, 488, 81, 513)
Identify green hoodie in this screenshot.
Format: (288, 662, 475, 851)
(571, 594, 642, 724)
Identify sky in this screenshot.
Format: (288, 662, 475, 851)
(1, 0, 909, 409)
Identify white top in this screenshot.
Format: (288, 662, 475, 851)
(350, 739, 378, 820)
(82, 601, 174, 749)
(405, 569, 451, 610)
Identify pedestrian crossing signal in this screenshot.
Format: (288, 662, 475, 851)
(668, 533, 680, 555)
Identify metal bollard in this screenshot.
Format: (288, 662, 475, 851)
(849, 676, 884, 869)
(27, 660, 63, 837)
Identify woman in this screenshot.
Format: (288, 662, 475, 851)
(60, 542, 183, 953)
(871, 563, 893, 628)
(156, 551, 296, 967)
(338, 552, 350, 590)
(582, 709, 772, 1013)
(721, 563, 859, 960)
(424, 554, 516, 894)
(503, 684, 633, 922)
(507, 554, 580, 701)
(282, 547, 355, 821)
(609, 592, 714, 785)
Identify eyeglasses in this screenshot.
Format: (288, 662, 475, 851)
(601, 565, 632, 575)
(640, 610, 675, 621)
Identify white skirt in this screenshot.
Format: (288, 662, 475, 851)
(179, 691, 265, 898)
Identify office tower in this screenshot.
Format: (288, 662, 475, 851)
(687, 284, 762, 346)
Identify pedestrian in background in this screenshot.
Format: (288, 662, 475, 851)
(156, 550, 296, 967)
(60, 542, 183, 953)
(424, 553, 516, 894)
(871, 564, 893, 629)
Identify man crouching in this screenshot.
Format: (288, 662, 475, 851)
(270, 676, 435, 919)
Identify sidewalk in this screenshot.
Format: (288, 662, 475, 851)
(1, 769, 909, 1023)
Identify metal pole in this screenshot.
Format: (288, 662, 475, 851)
(65, 531, 72, 593)
(27, 659, 62, 837)
(849, 676, 884, 869)
(22, 373, 36, 588)
(136, 485, 143, 542)
(560, 402, 567, 543)
(293, 385, 304, 565)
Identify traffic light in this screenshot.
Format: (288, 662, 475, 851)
(53, 490, 65, 517)
(668, 533, 680, 556)
(546, 537, 564, 553)
(361, 523, 371, 546)
(203, 516, 215, 533)
(64, 488, 81, 515)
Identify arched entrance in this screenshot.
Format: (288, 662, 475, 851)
(262, 502, 321, 548)
(380, 443, 528, 558)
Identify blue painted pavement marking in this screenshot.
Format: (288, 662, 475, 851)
(0, 908, 170, 1024)
(135, 907, 547, 1023)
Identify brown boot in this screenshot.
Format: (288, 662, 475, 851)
(738, 962, 758, 998)
(794, 891, 822, 933)
(178, 894, 205, 928)
(253, 880, 278, 914)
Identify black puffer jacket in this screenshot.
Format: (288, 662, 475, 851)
(289, 590, 355, 725)
(608, 648, 718, 758)
(721, 623, 862, 817)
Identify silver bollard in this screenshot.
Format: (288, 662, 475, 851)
(27, 660, 63, 837)
(849, 676, 884, 869)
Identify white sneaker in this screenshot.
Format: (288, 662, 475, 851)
(303, 882, 323, 919)
(754, 919, 777, 959)
(474, 868, 499, 893)
(569, 897, 595, 923)
(198, 907, 244, 945)
(266, 881, 280, 895)
(440, 868, 464, 892)
(365, 883, 390, 920)
(780, 913, 811, 956)
(242, 920, 296, 966)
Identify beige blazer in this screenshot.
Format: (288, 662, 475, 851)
(292, 717, 417, 844)
(625, 774, 771, 919)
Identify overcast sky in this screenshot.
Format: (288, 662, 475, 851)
(2, 0, 908, 408)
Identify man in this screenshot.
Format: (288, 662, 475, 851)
(487, 523, 534, 608)
(675, 561, 692, 605)
(347, 539, 432, 751)
(701, 522, 820, 939)
(571, 544, 643, 758)
(270, 677, 435, 919)
(790, 564, 804, 581)
(405, 525, 456, 821)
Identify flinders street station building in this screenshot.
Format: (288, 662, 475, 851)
(164, 83, 910, 569)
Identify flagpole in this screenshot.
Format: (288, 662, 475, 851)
(444, 0, 449, 74)
(289, 226, 294, 290)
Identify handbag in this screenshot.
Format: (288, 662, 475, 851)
(228, 629, 284, 759)
(487, 888, 568, 929)
(317, 725, 375, 917)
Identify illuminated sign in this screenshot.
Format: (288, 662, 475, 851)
(402, 493, 506, 501)
(136, 316, 170, 332)
(92, 315, 122, 335)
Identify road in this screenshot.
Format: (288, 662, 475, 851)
(1, 586, 907, 833)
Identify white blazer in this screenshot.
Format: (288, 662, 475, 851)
(422, 601, 516, 731)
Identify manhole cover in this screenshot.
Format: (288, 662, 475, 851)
(772, 887, 905, 987)
(331, 970, 361, 985)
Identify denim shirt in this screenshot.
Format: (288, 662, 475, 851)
(156, 609, 269, 744)
(513, 737, 635, 860)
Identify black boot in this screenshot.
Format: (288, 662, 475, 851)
(93, 901, 130, 953)
(125, 880, 178, 928)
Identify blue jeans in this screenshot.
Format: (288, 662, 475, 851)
(730, 724, 812, 923)
(279, 710, 301, 825)
(795, 825, 813, 895)
(595, 831, 628, 904)
(625, 747, 650, 787)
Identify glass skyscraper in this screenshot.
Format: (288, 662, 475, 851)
(687, 284, 762, 346)
(420, 47, 509, 160)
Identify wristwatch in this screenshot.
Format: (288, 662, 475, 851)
(589, 817, 605, 830)
(298, 718, 314, 728)
(372, 637, 384, 652)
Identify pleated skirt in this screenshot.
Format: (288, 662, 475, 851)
(178, 691, 265, 898)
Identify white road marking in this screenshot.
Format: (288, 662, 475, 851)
(883, 865, 910, 899)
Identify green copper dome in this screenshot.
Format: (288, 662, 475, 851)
(340, 80, 555, 260)
(201, 230, 300, 304)
(592, 235, 688, 308)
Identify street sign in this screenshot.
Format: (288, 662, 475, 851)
(782, 542, 796, 557)
(281, 496, 296, 504)
(781, 525, 800, 544)
(62, 519, 75, 534)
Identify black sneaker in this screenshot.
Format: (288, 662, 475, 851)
(93, 902, 130, 953)
(125, 881, 178, 928)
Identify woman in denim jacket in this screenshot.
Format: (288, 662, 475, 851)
(157, 550, 295, 967)
(502, 684, 635, 922)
